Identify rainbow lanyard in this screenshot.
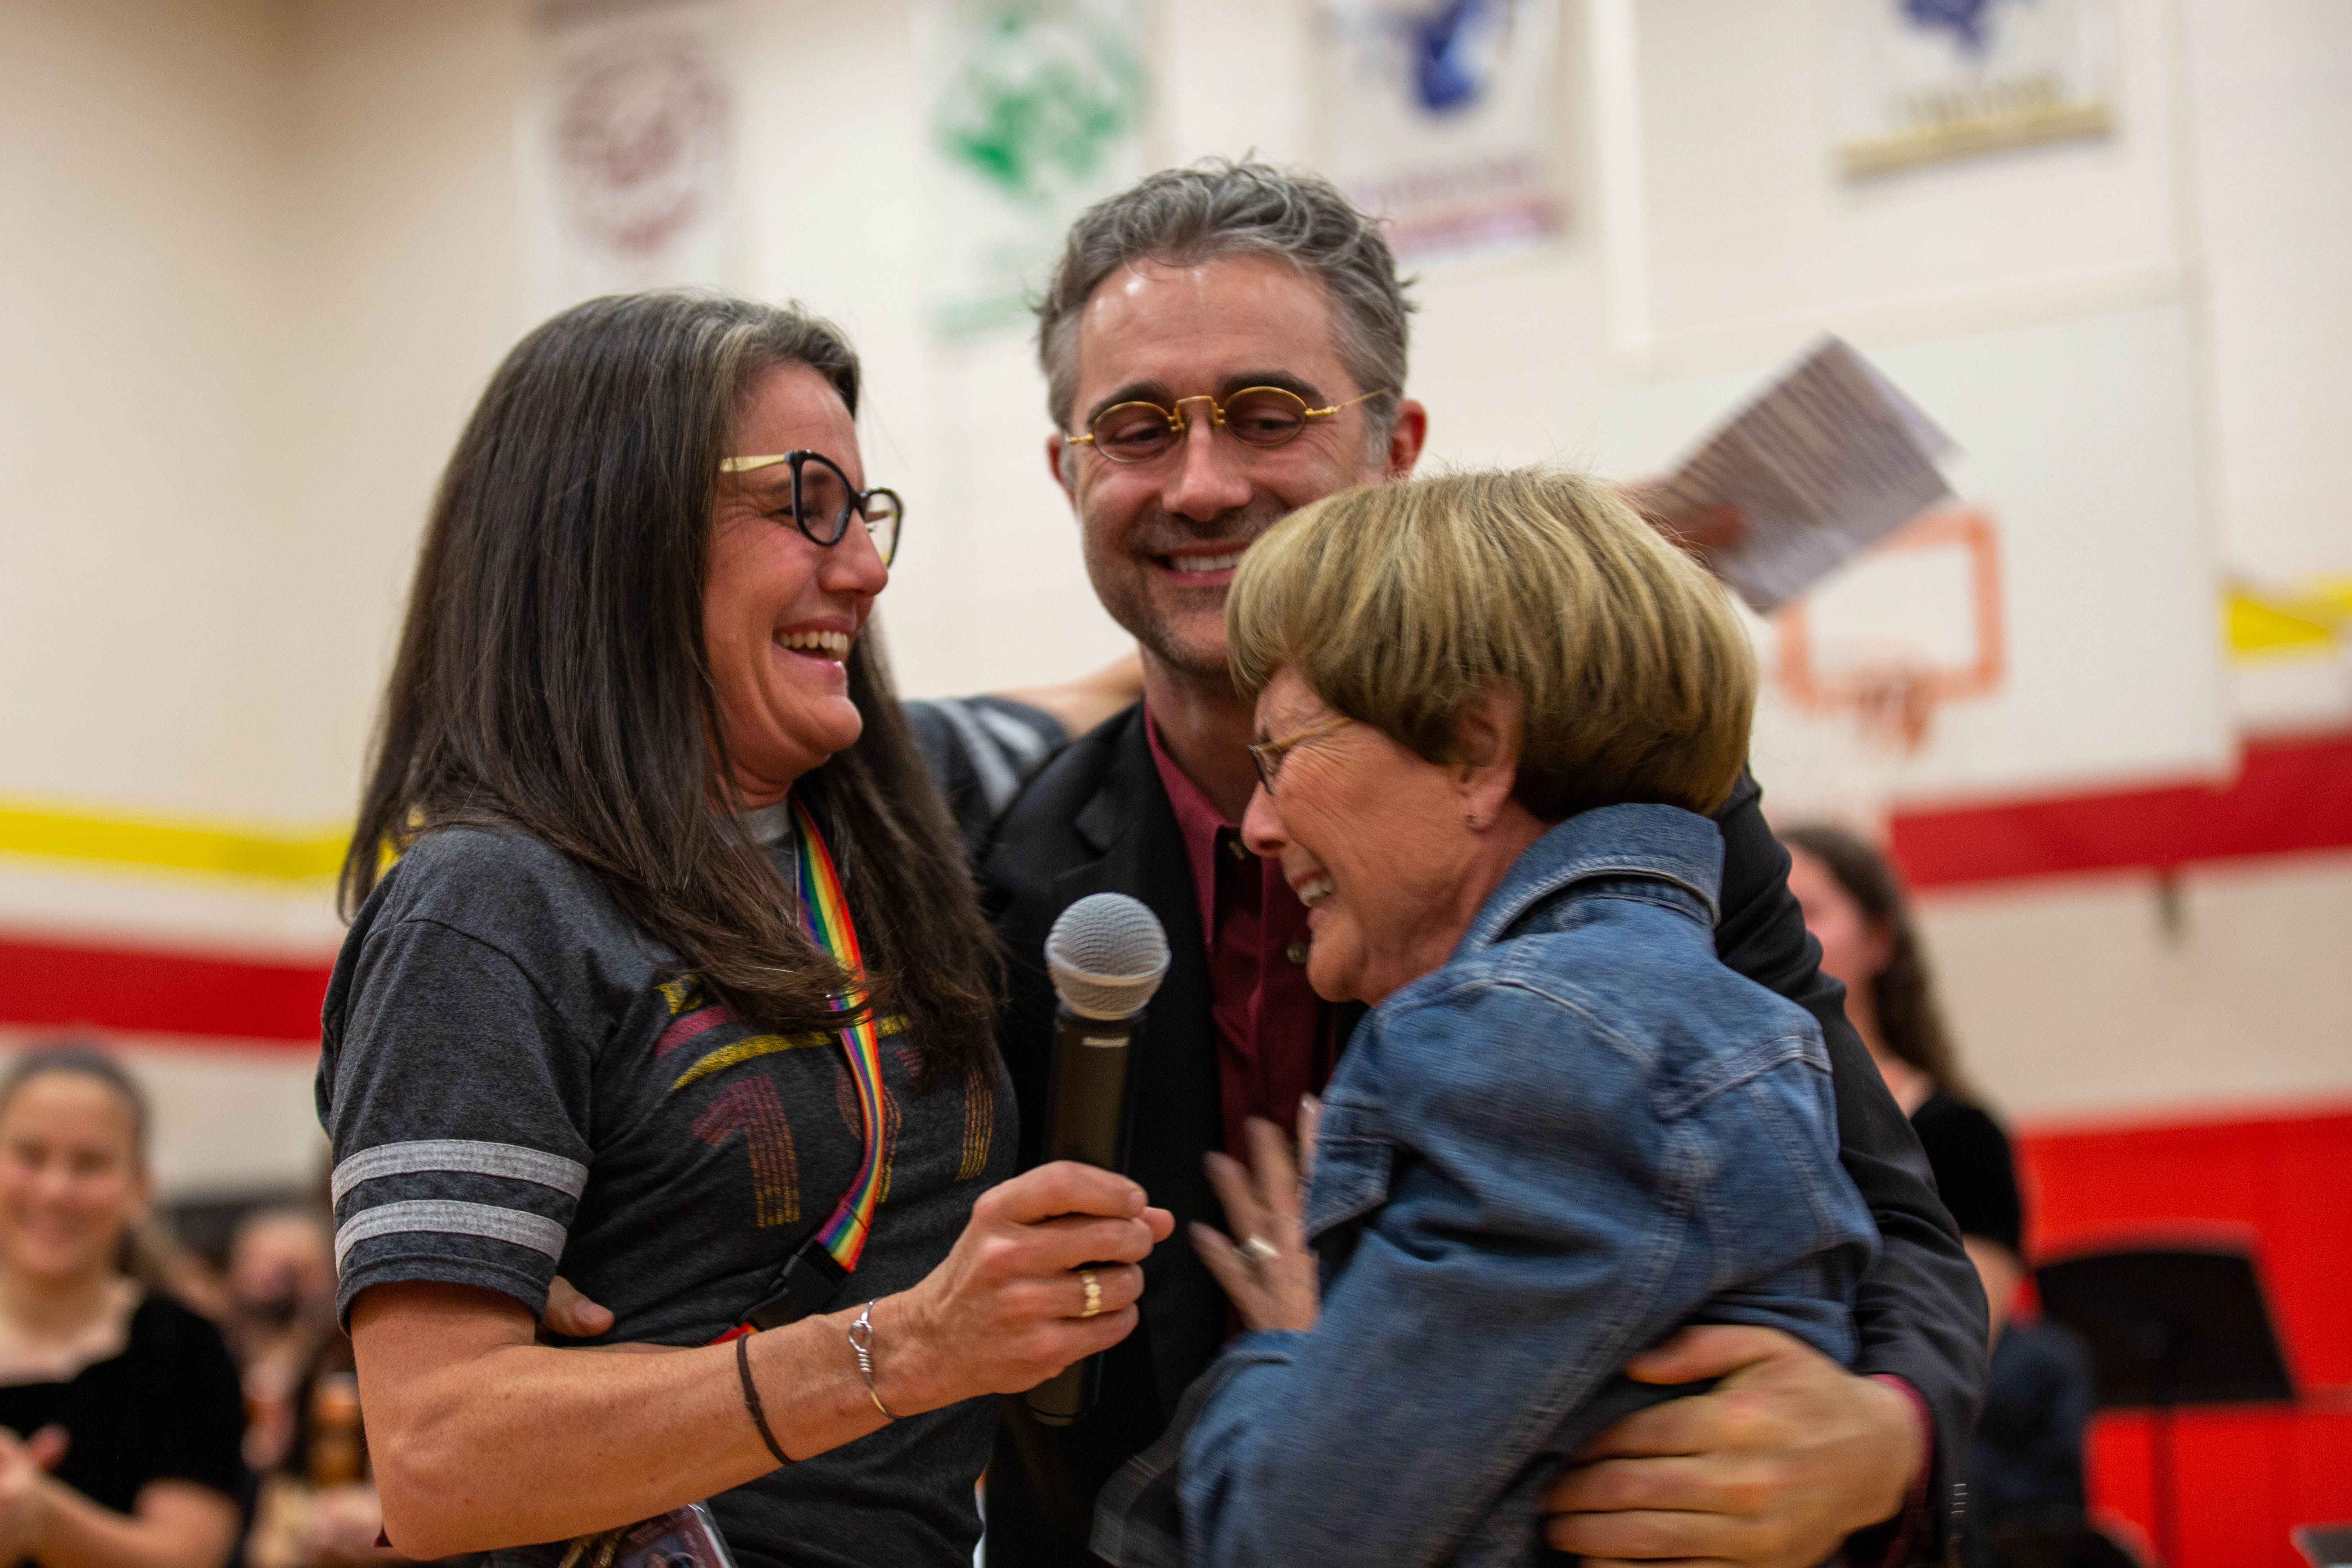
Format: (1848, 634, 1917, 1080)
(791, 796, 886, 1276)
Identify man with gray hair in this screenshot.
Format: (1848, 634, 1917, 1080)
(979, 160, 1984, 1566)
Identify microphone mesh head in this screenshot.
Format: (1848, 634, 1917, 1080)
(1046, 893, 1171, 1022)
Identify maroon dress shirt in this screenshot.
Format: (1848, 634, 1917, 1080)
(1145, 707, 1338, 1159)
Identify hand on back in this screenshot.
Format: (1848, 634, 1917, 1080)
(1544, 1325, 1922, 1567)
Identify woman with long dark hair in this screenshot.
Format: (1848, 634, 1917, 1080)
(324, 291, 1169, 1568)
(1777, 826, 2014, 1307)
(0, 1046, 245, 1568)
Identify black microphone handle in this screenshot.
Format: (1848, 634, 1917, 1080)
(1025, 1000, 1143, 1426)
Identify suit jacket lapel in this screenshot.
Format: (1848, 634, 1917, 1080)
(1053, 711, 1229, 1415)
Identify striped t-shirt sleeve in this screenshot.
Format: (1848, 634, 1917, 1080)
(322, 914, 596, 1326)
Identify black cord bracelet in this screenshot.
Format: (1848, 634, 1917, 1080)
(736, 1330, 790, 1466)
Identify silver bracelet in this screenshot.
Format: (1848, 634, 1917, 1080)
(847, 1300, 899, 1421)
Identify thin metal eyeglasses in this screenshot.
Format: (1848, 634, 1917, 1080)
(718, 448, 904, 567)
(1065, 387, 1390, 464)
(1247, 715, 1354, 793)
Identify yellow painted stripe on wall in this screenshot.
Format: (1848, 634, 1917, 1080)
(0, 800, 349, 883)
(2226, 578, 2347, 661)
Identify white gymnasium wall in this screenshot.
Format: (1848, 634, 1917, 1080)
(0, 0, 2345, 1187)
(0, 0, 294, 817)
(2180, 0, 2352, 587)
(1902, 0, 2352, 1125)
(1918, 856, 2352, 1125)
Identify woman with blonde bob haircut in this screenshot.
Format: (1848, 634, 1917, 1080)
(1094, 469, 1882, 1568)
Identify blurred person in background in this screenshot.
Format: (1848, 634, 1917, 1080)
(1782, 826, 2105, 1568)
(1780, 826, 2022, 1327)
(224, 1207, 335, 1473)
(229, 1202, 398, 1568)
(0, 1045, 246, 1568)
(245, 1327, 399, 1568)
(325, 289, 1169, 1568)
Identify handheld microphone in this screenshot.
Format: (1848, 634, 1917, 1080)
(1024, 892, 1170, 1426)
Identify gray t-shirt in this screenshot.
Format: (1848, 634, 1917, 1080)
(317, 822, 1014, 1568)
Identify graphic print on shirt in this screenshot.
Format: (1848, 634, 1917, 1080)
(655, 974, 875, 1092)
(652, 973, 991, 1239)
(957, 1058, 995, 1181)
(691, 1078, 801, 1226)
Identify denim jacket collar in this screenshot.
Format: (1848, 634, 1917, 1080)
(1456, 802, 1724, 959)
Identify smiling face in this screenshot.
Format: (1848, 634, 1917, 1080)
(1238, 667, 1512, 1005)
(0, 1072, 147, 1286)
(1049, 254, 1424, 684)
(705, 362, 891, 806)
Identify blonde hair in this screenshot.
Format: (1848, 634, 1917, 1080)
(1227, 467, 1757, 819)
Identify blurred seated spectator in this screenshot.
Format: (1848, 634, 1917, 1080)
(246, 1328, 402, 1568)
(1783, 827, 2112, 1568)
(0, 1043, 247, 1568)
(224, 1208, 335, 1474)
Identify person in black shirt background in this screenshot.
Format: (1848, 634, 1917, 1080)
(1784, 827, 2107, 1568)
(0, 1044, 245, 1568)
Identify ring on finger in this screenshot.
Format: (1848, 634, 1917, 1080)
(1241, 1235, 1280, 1264)
(1079, 1268, 1103, 1318)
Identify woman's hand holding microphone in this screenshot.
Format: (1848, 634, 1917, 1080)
(541, 1161, 1171, 1411)
(873, 1161, 1171, 1410)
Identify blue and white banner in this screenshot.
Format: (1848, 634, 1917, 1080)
(1313, 0, 1564, 261)
(1837, 0, 2115, 177)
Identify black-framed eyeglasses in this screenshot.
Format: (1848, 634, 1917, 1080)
(1247, 715, 1353, 794)
(1065, 387, 1390, 465)
(718, 448, 903, 567)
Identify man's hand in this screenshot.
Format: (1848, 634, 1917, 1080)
(1544, 1326, 1923, 1568)
(539, 1276, 615, 1340)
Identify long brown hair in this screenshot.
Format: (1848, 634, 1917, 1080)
(341, 291, 996, 1075)
(1780, 824, 1969, 1100)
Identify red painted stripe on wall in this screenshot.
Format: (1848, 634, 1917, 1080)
(1889, 730, 2352, 890)
(0, 933, 330, 1045)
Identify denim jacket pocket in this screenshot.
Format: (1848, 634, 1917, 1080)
(1302, 1096, 1396, 1245)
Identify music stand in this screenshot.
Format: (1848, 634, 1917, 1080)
(2294, 1523, 2352, 1568)
(2036, 1245, 2295, 1568)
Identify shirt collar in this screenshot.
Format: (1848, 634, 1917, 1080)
(1460, 803, 1725, 957)
(736, 799, 795, 847)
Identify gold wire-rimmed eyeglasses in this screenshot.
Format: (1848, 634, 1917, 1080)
(1247, 715, 1354, 794)
(718, 448, 904, 567)
(1065, 387, 1390, 464)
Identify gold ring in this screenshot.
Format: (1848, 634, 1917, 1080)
(1079, 1269, 1103, 1318)
(1242, 1235, 1280, 1264)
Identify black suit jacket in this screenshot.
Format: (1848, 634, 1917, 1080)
(978, 704, 1984, 1567)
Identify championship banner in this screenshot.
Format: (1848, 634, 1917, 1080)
(1837, 0, 2115, 178)
(919, 0, 1151, 338)
(1312, 0, 1564, 261)
(521, 0, 740, 318)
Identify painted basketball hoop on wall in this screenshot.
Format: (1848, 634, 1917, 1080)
(1774, 506, 2004, 751)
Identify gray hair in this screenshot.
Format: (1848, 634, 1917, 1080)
(1035, 159, 1415, 445)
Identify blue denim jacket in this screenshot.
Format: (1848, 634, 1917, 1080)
(1093, 804, 1881, 1568)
